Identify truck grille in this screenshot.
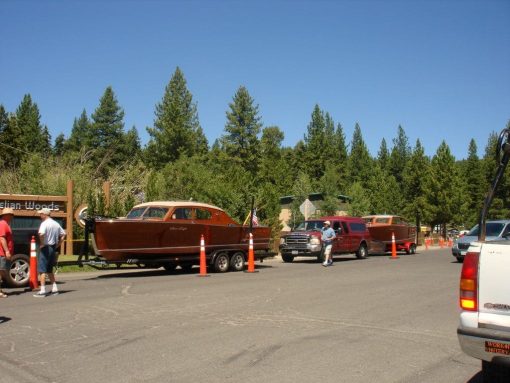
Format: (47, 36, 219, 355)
(285, 235, 309, 247)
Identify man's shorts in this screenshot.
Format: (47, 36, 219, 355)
(0, 256, 10, 270)
(38, 246, 57, 273)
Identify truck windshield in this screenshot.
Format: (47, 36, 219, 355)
(467, 222, 505, 237)
(295, 221, 323, 231)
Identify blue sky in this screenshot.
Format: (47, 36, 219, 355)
(1, 0, 509, 160)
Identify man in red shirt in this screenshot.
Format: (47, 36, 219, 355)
(0, 208, 15, 298)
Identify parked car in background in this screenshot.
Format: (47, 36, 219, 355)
(279, 216, 371, 263)
(452, 220, 510, 262)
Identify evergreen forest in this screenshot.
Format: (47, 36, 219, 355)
(1, 67, 509, 239)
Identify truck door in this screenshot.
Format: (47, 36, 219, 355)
(331, 221, 341, 254)
(336, 221, 351, 253)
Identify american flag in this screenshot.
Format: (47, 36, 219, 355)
(251, 209, 259, 226)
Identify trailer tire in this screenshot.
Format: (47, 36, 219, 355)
(6, 254, 30, 288)
(180, 264, 194, 272)
(214, 252, 230, 273)
(163, 264, 177, 272)
(408, 244, 417, 254)
(230, 252, 245, 272)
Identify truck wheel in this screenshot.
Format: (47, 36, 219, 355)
(281, 254, 294, 263)
(230, 252, 245, 272)
(7, 254, 30, 288)
(214, 252, 230, 273)
(482, 361, 510, 383)
(356, 244, 368, 259)
(456, 256, 463, 263)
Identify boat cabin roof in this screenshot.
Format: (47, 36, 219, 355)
(133, 201, 225, 212)
(362, 215, 407, 224)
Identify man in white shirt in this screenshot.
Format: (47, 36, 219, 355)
(33, 208, 66, 297)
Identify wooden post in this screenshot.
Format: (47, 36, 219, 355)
(103, 181, 111, 213)
(66, 180, 74, 256)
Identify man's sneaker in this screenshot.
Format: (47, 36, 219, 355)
(33, 292, 48, 298)
(322, 262, 328, 267)
(328, 260, 333, 266)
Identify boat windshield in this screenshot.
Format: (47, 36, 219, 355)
(295, 221, 324, 231)
(126, 207, 147, 219)
(467, 223, 505, 237)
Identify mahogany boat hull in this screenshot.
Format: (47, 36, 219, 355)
(92, 219, 271, 262)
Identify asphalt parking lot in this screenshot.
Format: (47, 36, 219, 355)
(0, 247, 482, 383)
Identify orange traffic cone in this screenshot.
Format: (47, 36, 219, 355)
(197, 234, 209, 277)
(425, 238, 429, 250)
(245, 233, 258, 273)
(29, 236, 39, 290)
(389, 232, 399, 259)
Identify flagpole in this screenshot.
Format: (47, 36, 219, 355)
(249, 196, 254, 234)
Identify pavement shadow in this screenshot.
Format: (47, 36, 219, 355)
(286, 257, 361, 265)
(0, 316, 11, 324)
(466, 371, 482, 382)
(89, 264, 274, 280)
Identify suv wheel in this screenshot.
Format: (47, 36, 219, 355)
(7, 254, 30, 288)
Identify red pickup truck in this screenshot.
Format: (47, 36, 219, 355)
(279, 216, 371, 263)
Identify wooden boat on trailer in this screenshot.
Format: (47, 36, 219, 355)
(88, 201, 273, 272)
(362, 215, 417, 254)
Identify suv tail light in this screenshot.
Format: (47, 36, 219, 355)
(459, 251, 479, 311)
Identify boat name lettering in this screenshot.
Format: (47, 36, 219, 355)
(167, 226, 188, 231)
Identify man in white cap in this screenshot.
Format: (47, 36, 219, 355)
(0, 208, 15, 298)
(321, 220, 336, 267)
(33, 208, 66, 297)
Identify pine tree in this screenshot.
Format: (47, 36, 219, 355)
(402, 139, 431, 232)
(303, 105, 327, 180)
(15, 94, 51, 155)
(347, 123, 373, 186)
(220, 86, 262, 176)
(0, 113, 24, 168)
(258, 126, 291, 191)
(389, 125, 411, 184)
(90, 86, 128, 175)
(347, 182, 371, 216)
(377, 138, 390, 173)
(145, 67, 207, 169)
(66, 109, 92, 153)
(333, 122, 349, 193)
(462, 139, 486, 227)
(426, 141, 463, 236)
(54, 133, 66, 157)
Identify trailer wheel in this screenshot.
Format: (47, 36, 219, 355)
(180, 264, 194, 272)
(213, 252, 230, 273)
(163, 264, 177, 272)
(6, 254, 30, 288)
(408, 244, 417, 254)
(230, 252, 245, 272)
